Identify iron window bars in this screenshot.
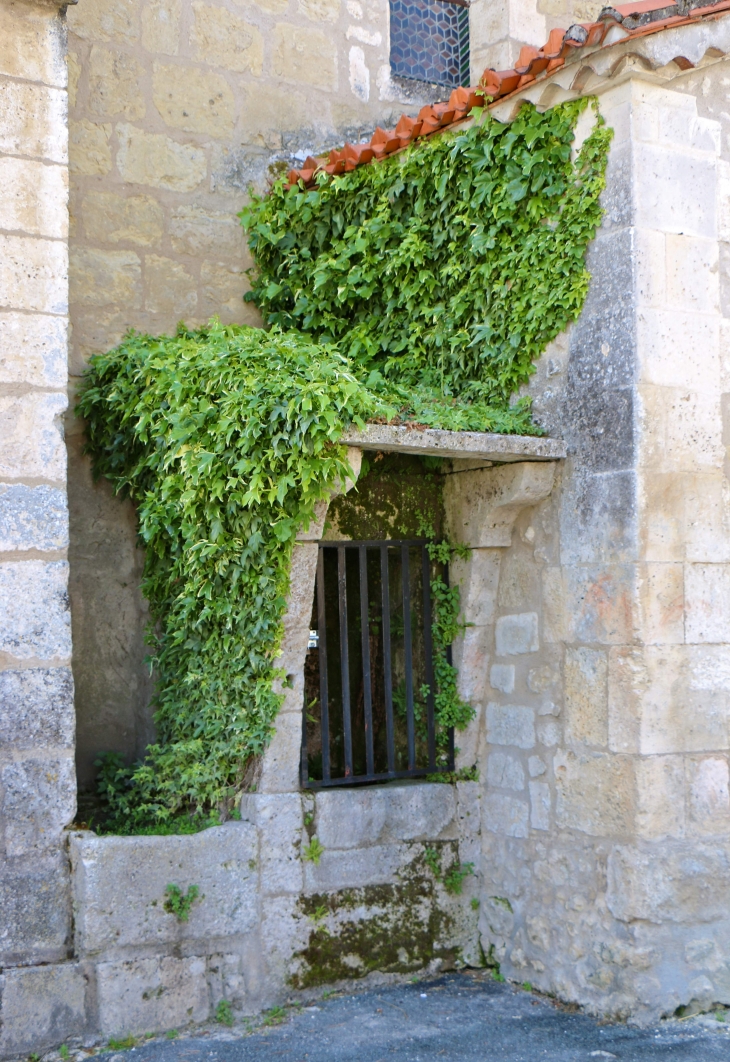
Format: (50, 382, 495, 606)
(301, 540, 455, 788)
(389, 0, 471, 89)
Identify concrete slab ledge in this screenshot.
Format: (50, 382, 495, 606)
(342, 425, 566, 462)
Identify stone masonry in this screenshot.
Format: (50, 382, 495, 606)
(6, 0, 730, 1052)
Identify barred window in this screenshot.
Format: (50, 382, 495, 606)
(389, 0, 470, 89)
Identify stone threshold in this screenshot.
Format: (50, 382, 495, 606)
(342, 424, 566, 463)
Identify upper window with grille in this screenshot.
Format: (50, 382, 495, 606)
(389, 0, 470, 89)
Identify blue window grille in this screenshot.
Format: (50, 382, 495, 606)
(389, 0, 470, 89)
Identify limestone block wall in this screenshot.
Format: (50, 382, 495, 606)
(474, 67, 730, 1022)
(0, 0, 83, 1052)
(64, 0, 441, 786)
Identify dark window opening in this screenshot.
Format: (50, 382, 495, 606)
(301, 540, 455, 789)
(389, 0, 470, 89)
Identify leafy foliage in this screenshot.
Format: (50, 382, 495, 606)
(80, 101, 610, 831)
(79, 325, 381, 830)
(242, 100, 611, 431)
(163, 883, 200, 922)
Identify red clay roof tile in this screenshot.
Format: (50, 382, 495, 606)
(284, 0, 730, 190)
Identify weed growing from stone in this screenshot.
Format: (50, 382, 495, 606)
(443, 861, 474, 896)
(165, 1030, 178, 1040)
(303, 837, 325, 865)
(107, 1037, 136, 1051)
(59, 1048, 69, 1060)
(470, 897, 480, 911)
(262, 1006, 287, 1026)
(163, 883, 200, 922)
(215, 1000, 234, 1027)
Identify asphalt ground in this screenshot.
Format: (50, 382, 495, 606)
(108, 971, 730, 1062)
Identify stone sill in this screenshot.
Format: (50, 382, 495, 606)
(342, 424, 566, 463)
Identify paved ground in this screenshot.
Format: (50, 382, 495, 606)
(117, 971, 730, 1062)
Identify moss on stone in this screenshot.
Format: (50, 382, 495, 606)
(326, 452, 444, 541)
(289, 847, 459, 989)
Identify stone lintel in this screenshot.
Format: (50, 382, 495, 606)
(342, 425, 566, 463)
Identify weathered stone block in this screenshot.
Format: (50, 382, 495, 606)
(303, 843, 409, 893)
(564, 647, 608, 748)
(558, 469, 637, 566)
(67, 0, 139, 44)
(299, 0, 341, 21)
(636, 754, 685, 840)
(536, 718, 561, 747)
(685, 563, 730, 643)
(487, 752, 524, 791)
(495, 613, 538, 656)
(0, 561, 71, 661)
(273, 23, 338, 90)
(607, 841, 730, 925)
(640, 385, 723, 475)
(0, 856, 71, 964)
(687, 756, 730, 835)
(483, 792, 528, 838)
(2, 756, 76, 856)
(554, 749, 634, 836)
(200, 260, 256, 324)
(190, 2, 263, 74)
(152, 62, 235, 137)
(0, 81, 67, 162)
(71, 247, 142, 310)
(0, 156, 67, 239)
(0, 667, 74, 750)
(258, 708, 302, 794)
(0, 391, 67, 480)
(254, 793, 303, 896)
(0, 234, 67, 316)
(144, 254, 197, 317)
(70, 824, 258, 956)
(486, 704, 535, 749)
(88, 45, 146, 120)
(116, 123, 206, 192)
(638, 562, 685, 645)
(82, 192, 164, 247)
(634, 140, 716, 240)
(0, 2, 67, 87)
(451, 624, 490, 702)
(563, 564, 636, 645)
(490, 664, 514, 693)
(0, 484, 68, 552)
(0, 312, 67, 387)
(529, 780, 550, 831)
(69, 119, 112, 176)
(142, 0, 182, 54)
(169, 206, 244, 258)
(0, 963, 89, 1057)
(315, 783, 457, 849)
(96, 956, 209, 1036)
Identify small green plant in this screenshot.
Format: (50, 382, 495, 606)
(59, 1048, 69, 1060)
(423, 846, 441, 878)
(29, 1054, 40, 1062)
(493, 970, 505, 983)
(262, 1006, 287, 1026)
(310, 904, 328, 923)
(426, 766, 479, 784)
(522, 982, 533, 992)
(215, 999, 234, 1027)
(166, 1030, 178, 1040)
(107, 1036, 136, 1050)
(302, 837, 324, 865)
(163, 883, 200, 922)
(303, 811, 314, 827)
(443, 861, 475, 896)
(470, 897, 480, 911)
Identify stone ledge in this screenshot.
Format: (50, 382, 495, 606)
(342, 425, 566, 463)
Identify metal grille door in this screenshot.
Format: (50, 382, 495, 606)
(301, 540, 455, 788)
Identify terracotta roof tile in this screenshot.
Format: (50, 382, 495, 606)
(285, 0, 730, 190)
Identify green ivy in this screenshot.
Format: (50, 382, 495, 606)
(79, 100, 610, 830)
(242, 99, 611, 431)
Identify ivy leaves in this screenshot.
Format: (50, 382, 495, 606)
(79, 324, 384, 830)
(242, 100, 611, 431)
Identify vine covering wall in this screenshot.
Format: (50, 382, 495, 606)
(79, 101, 611, 831)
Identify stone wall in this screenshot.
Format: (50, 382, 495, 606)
(473, 66, 730, 1022)
(0, 0, 79, 1050)
(64, 0, 445, 786)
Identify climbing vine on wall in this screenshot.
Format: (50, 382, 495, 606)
(80, 100, 611, 831)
